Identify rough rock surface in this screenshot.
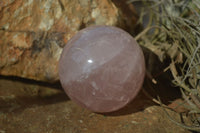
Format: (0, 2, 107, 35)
(0, 0, 137, 82)
(0, 78, 192, 133)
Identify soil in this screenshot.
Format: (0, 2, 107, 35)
(0, 76, 192, 133)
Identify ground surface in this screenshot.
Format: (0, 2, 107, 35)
(0, 77, 191, 133)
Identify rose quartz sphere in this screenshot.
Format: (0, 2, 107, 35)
(59, 26, 145, 113)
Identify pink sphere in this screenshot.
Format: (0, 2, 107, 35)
(59, 26, 145, 113)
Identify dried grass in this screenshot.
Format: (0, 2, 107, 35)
(128, 0, 200, 131)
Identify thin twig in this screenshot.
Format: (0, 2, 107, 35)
(158, 97, 200, 131)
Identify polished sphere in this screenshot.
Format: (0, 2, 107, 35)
(59, 26, 145, 113)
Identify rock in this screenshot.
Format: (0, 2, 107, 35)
(0, 78, 192, 133)
(0, 0, 137, 82)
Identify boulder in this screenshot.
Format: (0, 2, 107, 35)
(0, 0, 137, 82)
